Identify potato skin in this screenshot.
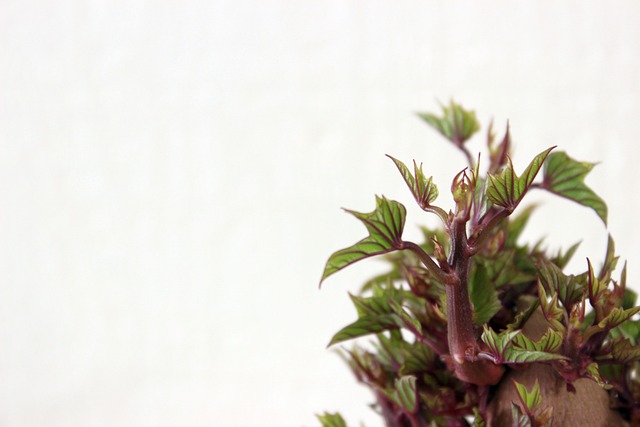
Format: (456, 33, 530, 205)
(485, 309, 629, 427)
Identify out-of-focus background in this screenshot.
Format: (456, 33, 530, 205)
(1, 1, 640, 426)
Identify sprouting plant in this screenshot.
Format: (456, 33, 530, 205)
(317, 102, 640, 426)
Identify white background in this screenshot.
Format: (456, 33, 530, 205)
(2, 1, 640, 426)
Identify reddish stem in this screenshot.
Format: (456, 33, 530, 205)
(445, 217, 505, 385)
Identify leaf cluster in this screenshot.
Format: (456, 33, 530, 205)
(318, 102, 640, 426)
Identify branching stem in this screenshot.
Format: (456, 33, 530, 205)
(424, 206, 450, 226)
(402, 241, 450, 283)
(444, 215, 505, 385)
(468, 207, 512, 254)
(446, 218, 477, 363)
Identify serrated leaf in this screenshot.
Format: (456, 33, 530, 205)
(400, 341, 436, 375)
(537, 259, 584, 312)
(385, 376, 418, 414)
(390, 301, 423, 335)
(486, 147, 554, 210)
(511, 402, 533, 427)
(360, 268, 403, 293)
(512, 328, 563, 353)
(321, 196, 406, 285)
(503, 347, 569, 364)
(417, 101, 480, 145)
(512, 380, 554, 426)
(542, 151, 607, 224)
(476, 249, 534, 288)
(611, 338, 640, 363)
(551, 241, 581, 269)
(481, 326, 521, 360)
(535, 329, 564, 353)
(598, 306, 640, 330)
(538, 281, 565, 331)
(316, 412, 348, 427)
(387, 155, 440, 210)
(586, 259, 608, 307)
(328, 314, 401, 346)
(350, 294, 390, 318)
(374, 331, 407, 370)
(349, 285, 402, 318)
(599, 235, 619, 282)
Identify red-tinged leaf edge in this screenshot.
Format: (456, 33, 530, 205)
(320, 196, 406, 286)
(486, 147, 554, 210)
(384, 375, 419, 415)
(541, 151, 608, 225)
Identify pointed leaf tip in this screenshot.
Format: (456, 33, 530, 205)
(417, 101, 480, 145)
(387, 155, 439, 210)
(320, 196, 407, 285)
(316, 412, 347, 427)
(542, 151, 607, 225)
(486, 147, 554, 210)
(384, 375, 418, 414)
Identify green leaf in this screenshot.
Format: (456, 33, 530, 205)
(512, 380, 555, 426)
(473, 407, 486, 427)
(507, 298, 540, 331)
(615, 320, 640, 344)
(316, 412, 348, 427)
(586, 362, 612, 390)
(598, 306, 640, 330)
(417, 100, 480, 144)
(503, 347, 569, 364)
(505, 204, 537, 248)
(469, 261, 502, 324)
(536, 407, 555, 427)
(374, 331, 407, 370)
(551, 241, 581, 269)
(390, 301, 423, 335)
(537, 281, 565, 331)
(610, 338, 640, 363)
(599, 235, 619, 282)
(400, 341, 436, 375)
(384, 375, 418, 414)
(481, 326, 521, 360)
(623, 287, 638, 311)
(488, 122, 511, 173)
(542, 151, 608, 224)
(320, 196, 406, 285)
(328, 314, 401, 347)
(511, 402, 532, 427)
(586, 259, 608, 317)
(514, 379, 542, 412)
(537, 259, 584, 312)
(387, 155, 440, 211)
(512, 328, 563, 353)
(475, 249, 534, 288)
(486, 147, 554, 210)
(341, 346, 384, 384)
(349, 286, 401, 318)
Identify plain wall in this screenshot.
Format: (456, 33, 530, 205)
(2, 1, 640, 426)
